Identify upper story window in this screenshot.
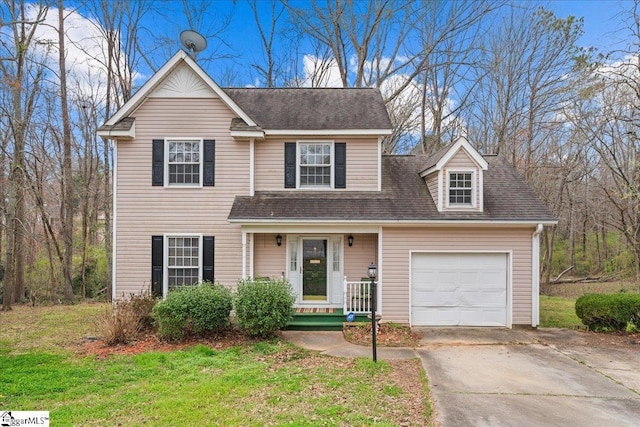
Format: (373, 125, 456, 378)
(152, 138, 214, 188)
(299, 143, 332, 188)
(167, 139, 202, 186)
(284, 141, 345, 190)
(448, 172, 473, 206)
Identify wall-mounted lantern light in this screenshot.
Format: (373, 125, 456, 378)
(348, 234, 354, 247)
(276, 234, 282, 246)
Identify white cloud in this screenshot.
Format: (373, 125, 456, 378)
(26, 4, 138, 105)
(300, 54, 343, 87)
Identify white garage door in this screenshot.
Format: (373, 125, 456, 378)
(411, 253, 508, 326)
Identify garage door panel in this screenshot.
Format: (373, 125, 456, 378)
(411, 253, 508, 326)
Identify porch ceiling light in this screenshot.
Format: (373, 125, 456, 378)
(368, 262, 376, 279)
(276, 234, 282, 246)
(348, 234, 354, 247)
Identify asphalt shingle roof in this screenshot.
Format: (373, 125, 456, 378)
(223, 88, 392, 131)
(228, 155, 556, 223)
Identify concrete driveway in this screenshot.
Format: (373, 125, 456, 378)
(417, 328, 640, 426)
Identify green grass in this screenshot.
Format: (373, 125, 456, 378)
(539, 296, 582, 328)
(540, 281, 640, 329)
(0, 304, 430, 426)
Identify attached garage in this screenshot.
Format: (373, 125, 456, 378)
(410, 252, 509, 327)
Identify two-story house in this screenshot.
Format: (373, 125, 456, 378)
(98, 50, 556, 328)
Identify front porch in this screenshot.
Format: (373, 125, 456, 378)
(284, 277, 377, 330)
(286, 307, 372, 331)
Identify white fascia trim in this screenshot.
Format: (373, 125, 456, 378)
(239, 224, 380, 234)
(104, 50, 257, 128)
(230, 130, 265, 139)
(229, 219, 558, 227)
(436, 137, 488, 171)
(532, 224, 543, 327)
(419, 167, 437, 178)
(112, 140, 117, 300)
(97, 123, 135, 139)
(264, 129, 393, 136)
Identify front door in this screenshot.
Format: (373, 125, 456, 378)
(302, 238, 328, 302)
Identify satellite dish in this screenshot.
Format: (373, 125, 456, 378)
(180, 30, 207, 59)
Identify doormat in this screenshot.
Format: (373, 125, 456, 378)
(295, 308, 336, 313)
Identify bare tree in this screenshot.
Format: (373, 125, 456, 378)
(57, 0, 74, 302)
(467, 6, 582, 173)
(0, 0, 49, 309)
(416, 0, 499, 153)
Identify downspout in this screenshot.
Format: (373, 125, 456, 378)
(532, 224, 543, 327)
(249, 138, 255, 196)
(242, 231, 247, 278)
(111, 138, 117, 302)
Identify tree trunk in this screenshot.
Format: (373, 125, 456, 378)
(59, 0, 74, 302)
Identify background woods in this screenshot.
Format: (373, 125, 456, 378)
(1, 0, 639, 307)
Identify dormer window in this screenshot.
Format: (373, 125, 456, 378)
(448, 171, 474, 207)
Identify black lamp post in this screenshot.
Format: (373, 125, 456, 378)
(368, 262, 377, 362)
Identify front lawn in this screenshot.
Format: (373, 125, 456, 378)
(539, 296, 582, 328)
(0, 304, 430, 426)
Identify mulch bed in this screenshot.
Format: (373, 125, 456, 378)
(343, 322, 423, 347)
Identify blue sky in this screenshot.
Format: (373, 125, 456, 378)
(153, 0, 634, 85)
(548, 0, 631, 51)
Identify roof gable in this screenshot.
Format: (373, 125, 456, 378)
(420, 137, 488, 176)
(100, 50, 256, 130)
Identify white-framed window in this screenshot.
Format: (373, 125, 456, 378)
(166, 138, 203, 186)
(166, 235, 202, 291)
(298, 142, 333, 188)
(448, 171, 474, 206)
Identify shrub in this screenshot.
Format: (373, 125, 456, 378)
(127, 292, 158, 330)
(575, 293, 640, 331)
(234, 278, 295, 337)
(151, 282, 233, 341)
(94, 301, 141, 345)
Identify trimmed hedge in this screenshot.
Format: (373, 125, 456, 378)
(234, 278, 295, 337)
(151, 282, 233, 341)
(575, 293, 640, 331)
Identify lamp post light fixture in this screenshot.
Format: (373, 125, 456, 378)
(276, 234, 282, 246)
(368, 262, 377, 362)
(348, 234, 354, 247)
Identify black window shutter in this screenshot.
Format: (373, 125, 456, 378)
(284, 142, 296, 188)
(151, 235, 163, 297)
(335, 142, 346, 189)
(152, 140, 164, 186)
(203, 140, 215, 186)
(202, 236, 215, 283)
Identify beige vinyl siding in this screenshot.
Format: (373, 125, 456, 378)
(253, 233, 287, 278)
(381, 227, 534, 325)
(442, 149, 482, 210)
(115, 97, 249, 296)
(254, 138, 378, 191)
(344, 233, 377, 281)
(425, 173, 439, 206)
